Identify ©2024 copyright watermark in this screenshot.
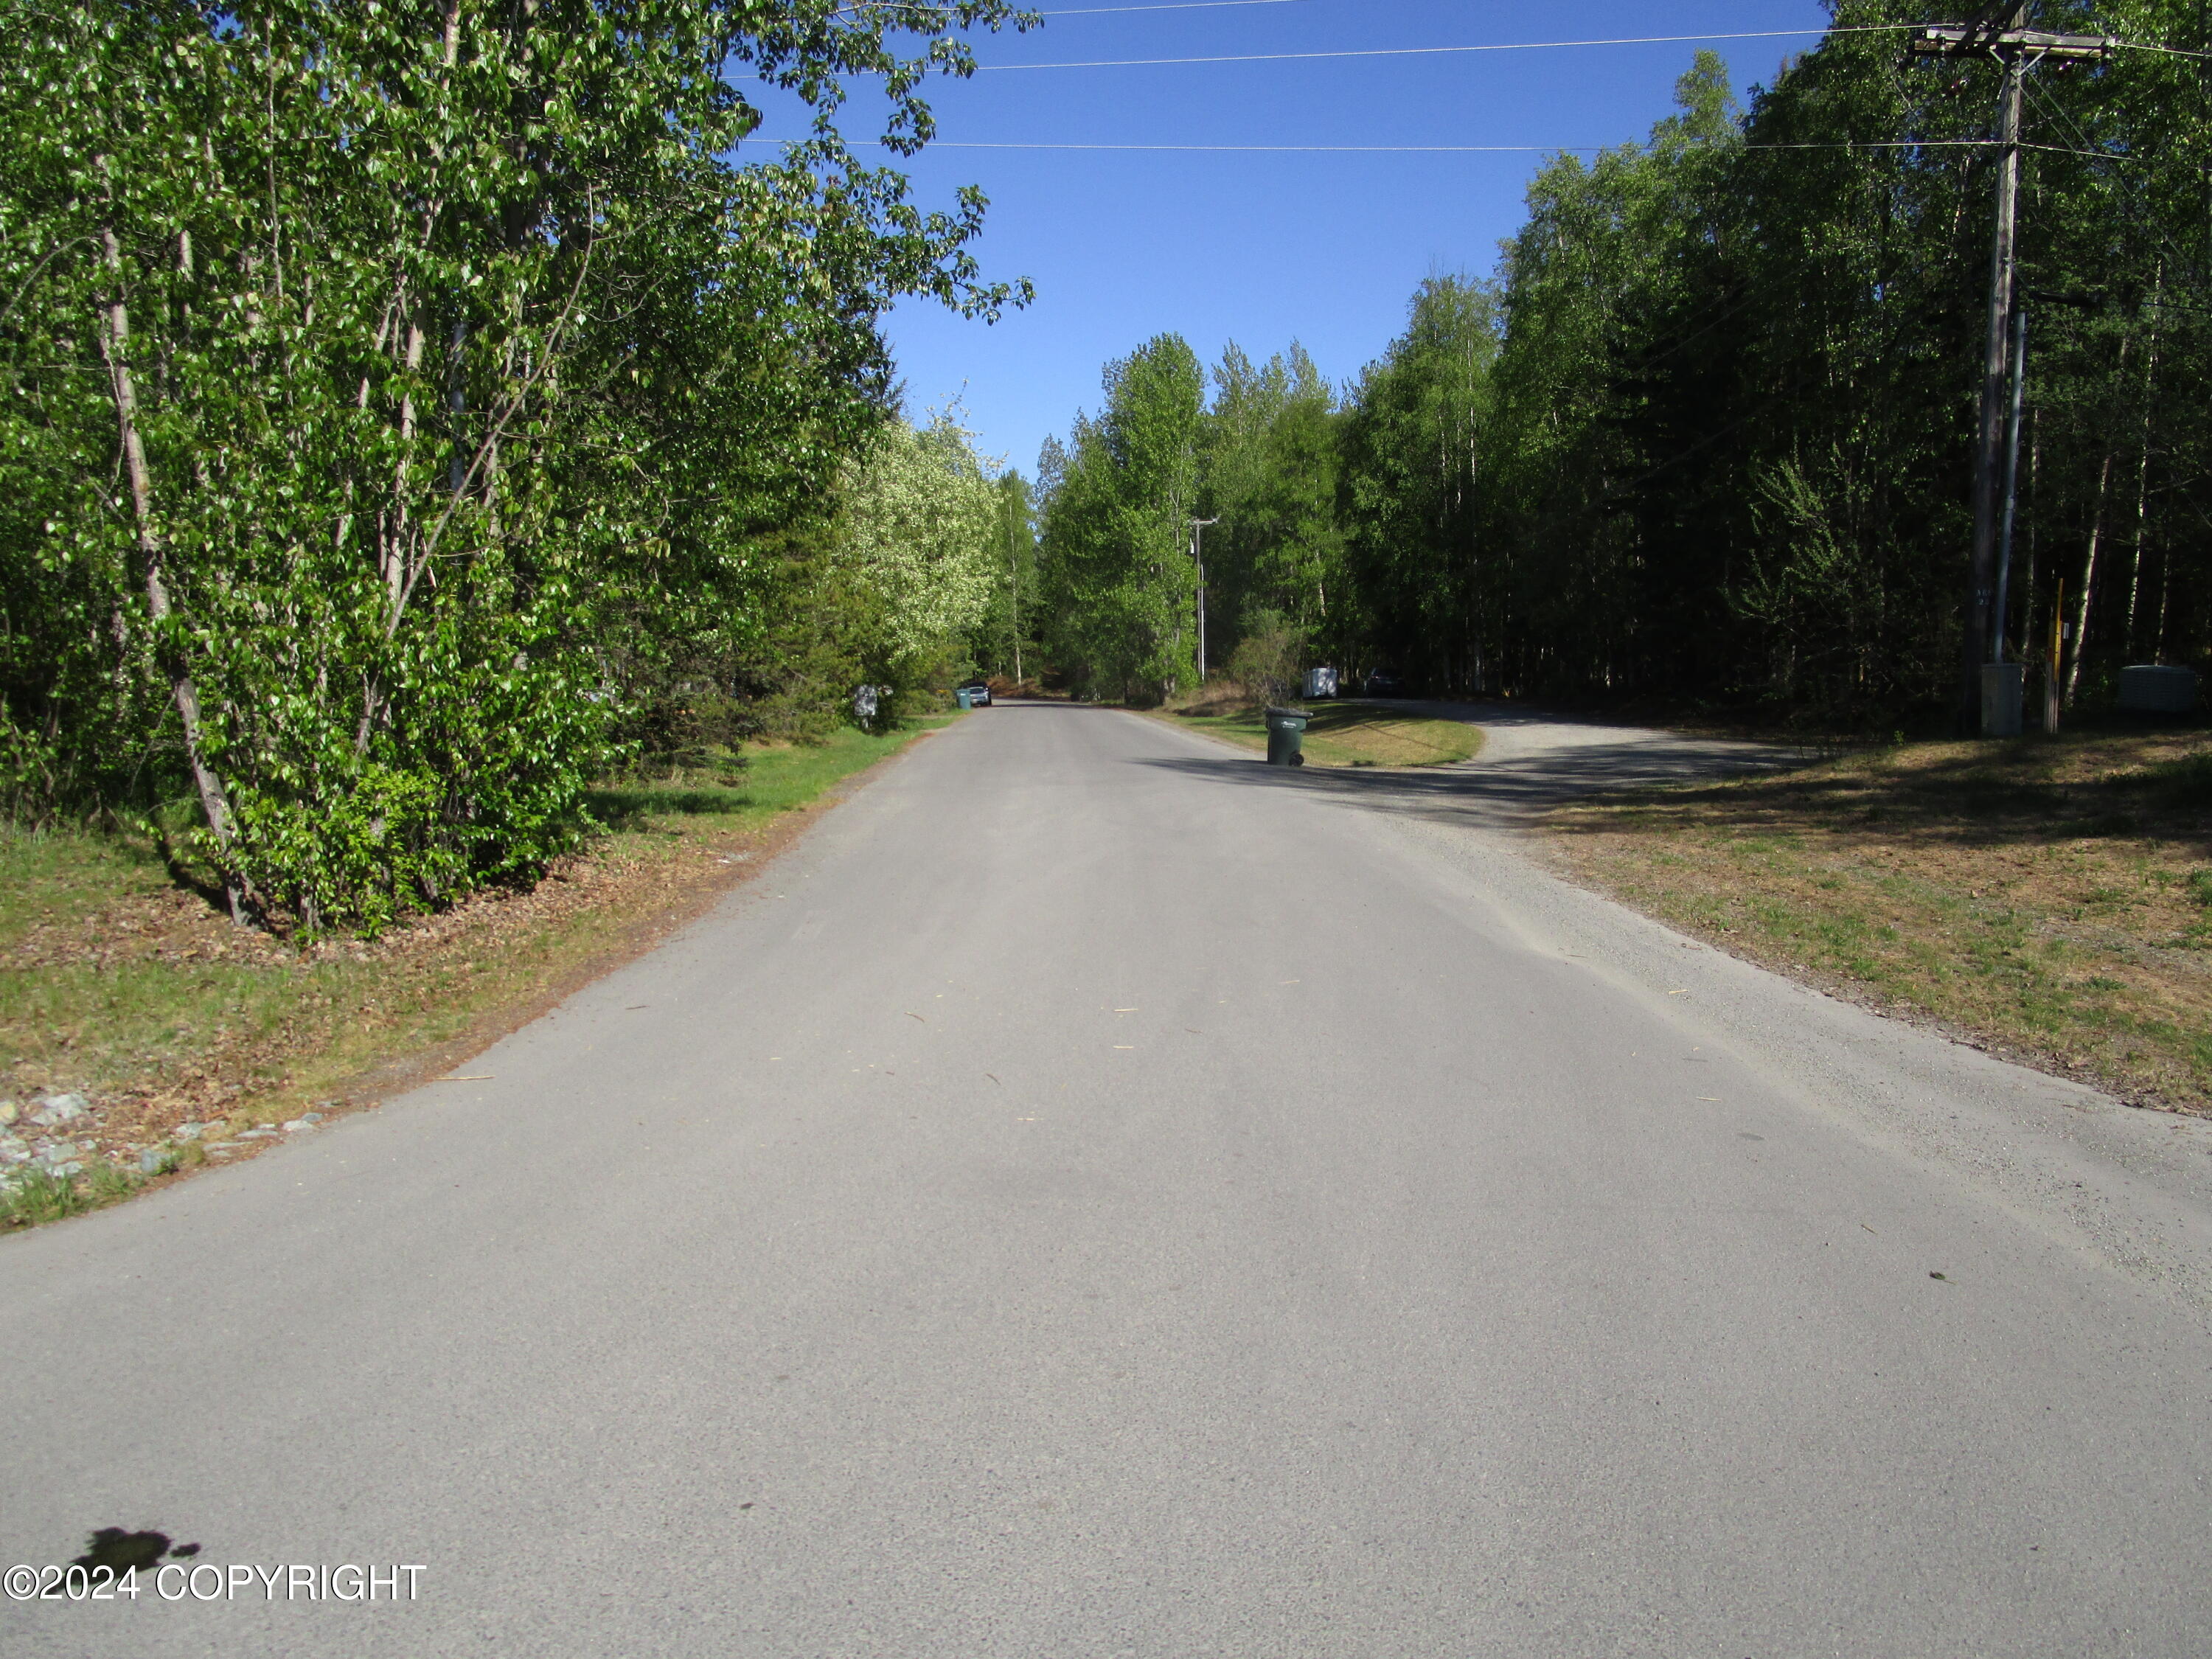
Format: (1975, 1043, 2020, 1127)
(10, 1531, 424, 1604)
(7, 1562, 425, 1603)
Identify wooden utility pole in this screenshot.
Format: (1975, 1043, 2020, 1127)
(1994, 305, 2028, 659)
(1909, 4, 2112, 732)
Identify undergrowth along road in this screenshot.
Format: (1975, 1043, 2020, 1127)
(1544, 727, 2212, 1113)
(0, 717, 954, 1229)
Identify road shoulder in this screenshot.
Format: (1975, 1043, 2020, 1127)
(1360, 793, 2212, 1321)
(0, 720, 953, 1232)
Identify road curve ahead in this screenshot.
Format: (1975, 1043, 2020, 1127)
(7, 703, 2212, 1658)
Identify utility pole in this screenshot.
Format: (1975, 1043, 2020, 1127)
(1007, 497, 1023, 686)
(1189, 517, 1219, 682)
(1993, 305, 2028, 661)
(1908, 4, 2111, 732)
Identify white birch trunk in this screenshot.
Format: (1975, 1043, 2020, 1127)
(98, 221, 248, 921)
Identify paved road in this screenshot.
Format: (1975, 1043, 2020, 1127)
(7, 703, 2212, 1657)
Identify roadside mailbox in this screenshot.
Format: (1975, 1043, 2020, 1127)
(1265, 706, 1310, 767)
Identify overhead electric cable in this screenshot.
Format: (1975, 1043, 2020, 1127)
(821, 20, 2212, 71)
(1037, 1, 1309, 13)
(2020, 73, 2211, 291)
(757, 138, 2048, 154)
(2110, 38, 2212, 59)
(830, 0, 1304, 19)
(968, 26, 1917, 71)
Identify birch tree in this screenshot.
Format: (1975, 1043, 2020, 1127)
(0, 0, 1033, 929)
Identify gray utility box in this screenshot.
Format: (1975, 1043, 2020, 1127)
(1980, 662, 2024, 738)
(2116, 664, 2199, 714)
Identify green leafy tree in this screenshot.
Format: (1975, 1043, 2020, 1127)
(1037, 334, 1205, 702)
(1338, 278, 1500, 693)
(967, 470, 1040, 682)
(1201, 343, 1346, 671)
(1032, 7, 2212, 726)
(0, 0, 1033, 928)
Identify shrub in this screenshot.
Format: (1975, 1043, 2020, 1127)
(1228, 611, 1307, 707)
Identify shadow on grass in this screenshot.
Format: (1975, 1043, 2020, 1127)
(584, 785, 757, 827)
(1301, 703, 1448, 738)
(1169, 699, 1485, 768)
(582, 717, 956, 829)
(1544, 731, 2212, 856)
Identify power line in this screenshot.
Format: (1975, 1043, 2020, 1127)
(2111, 38, 2212, 60)
(833, 7, 2212, 64)
(970, 25, 1918, 72)
(830, 0, 1304, 21)
(1034, 1, 1308, 13)
(2021, 72, 2211, 291)
(759, 137, 2112, 156)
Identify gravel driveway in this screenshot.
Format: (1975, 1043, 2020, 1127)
(1156, 698, 1812, 832)
(1406, 698, 1808, 812)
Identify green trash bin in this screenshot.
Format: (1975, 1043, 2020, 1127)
(954, 687, 973, 711)
(1264, 705, 1310, 767)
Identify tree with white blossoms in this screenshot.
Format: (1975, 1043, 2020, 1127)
(835, 413, 1002, 680)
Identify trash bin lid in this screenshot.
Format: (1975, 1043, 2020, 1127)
(1263, 706, 1312, 724)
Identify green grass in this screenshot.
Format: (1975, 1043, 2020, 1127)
(1166, 701, 1483, 768)
(586, 717, 953, 829)
(0, 1158, 149, 1230)
(1, 716, 952, 1231)
(0, 824, 175, 953)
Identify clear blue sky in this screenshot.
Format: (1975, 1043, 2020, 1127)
(752, 1, 1836, 477)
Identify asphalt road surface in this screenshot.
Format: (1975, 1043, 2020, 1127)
(7, 703, 2212, 1658)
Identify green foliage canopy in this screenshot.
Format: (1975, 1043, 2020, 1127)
(1037, 333, 1206, 702)
(1040, 10, 2212, 729)
(0, 0, 1032, 928)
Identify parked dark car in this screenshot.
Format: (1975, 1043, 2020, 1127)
(1363, 670, 1405, 698)
(956, 678, 992, 707)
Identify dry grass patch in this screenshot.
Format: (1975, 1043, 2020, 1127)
(1161, 699, 1483, 768)
(1543, 728, 2212, 1113)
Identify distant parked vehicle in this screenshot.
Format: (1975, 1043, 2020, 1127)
(956, 678, 992, 707)
(1363, 670, 1405, 697)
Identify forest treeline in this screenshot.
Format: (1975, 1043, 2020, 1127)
(13, 1, 2209, 936)
(1, 0, 1035, 932)
(1029, 3, 2212, 728)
